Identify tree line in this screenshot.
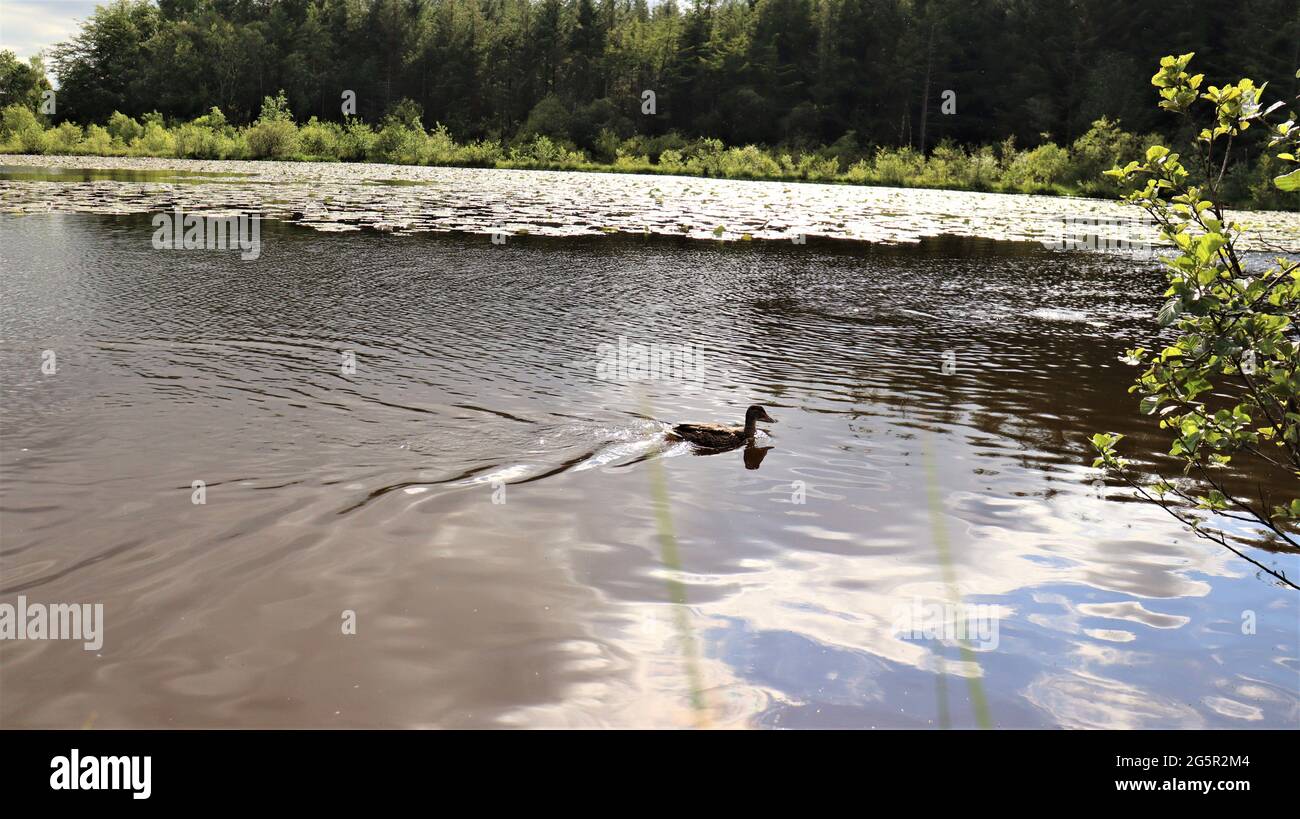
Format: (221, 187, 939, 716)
(33, 0, 1300, 151)
(1, 0, 1296, 206)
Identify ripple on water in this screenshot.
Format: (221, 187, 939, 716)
(0, 204, 1296, 728)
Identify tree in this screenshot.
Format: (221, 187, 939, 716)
(1091, 54, 1300, 588)
(32, 0, 1300, 167)
(0, 51, 52, 113)
(50, 0, 161, 123)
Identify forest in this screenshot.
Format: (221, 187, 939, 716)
(2, 0, 1298, 205)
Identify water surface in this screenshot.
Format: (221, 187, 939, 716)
(1, 175, 1297, 728)
(4, 154, 1297, 248)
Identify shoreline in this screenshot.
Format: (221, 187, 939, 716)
(1, 146, 1105, 201)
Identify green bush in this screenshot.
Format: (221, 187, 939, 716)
(47, 121, 83, 153)
(245, 118, 298, 159)
(718, 144, 782, 178)
(106, 111, 142, 145)
(571, 99, 629, 153)
(191, 107, 229, 133)
(1007, 142, 1071, 188)
(338, 118, 374, 160)
(1, 103, 45, 151)
(657, 148, 685, 171)
(1, 103, 37, 135)
(826, 131, 865, 170)
(918, 141, 969, 187)
(457, 138, 504, 166)
(683, 138, 725, 175)
(256, 92, 292, 123)
(1070, 117, 1142, 194)
(843, 158, 873, 183)
(173, 123, 224, 158)
(590, 128, 622, 163)
(132, 121, 175, 155)
(423, 122, 457, 164)
(779, 152, 840, 181)
(872, 146, 924, 185)
(372, 121, 424, 164)
(297, 117, 342, 159)
(520, 96, 571, 142)
(384, 98, 424, 130)
(244, 91, 299, 158)
(4, 91, 1294, 209)
(81, 124, 113, 154)
(508, 135, 586, 167)
(966, 145, 1000, 188)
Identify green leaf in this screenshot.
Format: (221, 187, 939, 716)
(1157, 297, 1183, 327)
(1273, 168, 1300, 191)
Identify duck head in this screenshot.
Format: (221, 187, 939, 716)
(744, 404, 776, 435)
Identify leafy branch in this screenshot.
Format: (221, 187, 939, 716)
(1091, 54, 1300, 588)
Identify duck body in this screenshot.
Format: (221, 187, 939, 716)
(670, 422, 750, 449)
(669, 405, 775, 450)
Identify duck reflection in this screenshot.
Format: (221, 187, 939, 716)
(687, 439, 773, 470)
(743, 443, 773, 470)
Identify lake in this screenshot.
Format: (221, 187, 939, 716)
(1, 158, 1297, 728)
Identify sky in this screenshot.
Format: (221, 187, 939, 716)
(1, 0, 99, 63)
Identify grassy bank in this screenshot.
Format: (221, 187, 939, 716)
(3, 100, 1295, 210)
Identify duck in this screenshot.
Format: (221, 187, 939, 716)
(669, 405, 776, 449)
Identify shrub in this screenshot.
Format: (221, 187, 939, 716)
(257, 91, 292, 123)
(843, 158, 873, 183)
(244, 91, 300, 158)
(106, 111, 142, 145)
(1, 103, 45, 151)
(191, 107, 229, 133)
(173, 123, 223, 158)
(372, 121, 424, 164)
(520, 95, 571, 142)
(338, 118, 374, 160)
(297, 117, 342, 159)
(616, 132, 686, 164)
(917, 141, 968, 187)
(81, 124, 113, 154)
(1070, 117, 1140, 194)
(507, 135, 586, 167)
(246, 119, 299, 158)
(591, 128, 621, 163)
(132, 121, 175, 155)
(423, 122, 457, 164)
(684, 138, 725, 175)
(457, 138, 504, 166)
(872, 146, 924, 185)
(826, 131, 865, 169)
(657, 148, 684, 171)
(570, 98, 629, 152)
(47, 121, 83, 153)
(1007, 142, 1071, 188)
(384, 98, 424, 130)
(718, 144, 782, 178)
(965, 145, 1000, 188)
